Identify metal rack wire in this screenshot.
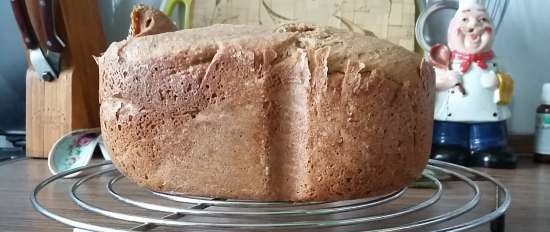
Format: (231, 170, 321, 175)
(31, 159, 510, 232)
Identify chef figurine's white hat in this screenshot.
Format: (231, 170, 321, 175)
(458, 0, 485, 11)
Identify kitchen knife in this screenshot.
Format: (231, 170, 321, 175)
(38, 0, 64, 78)
(10, 0, 57, 81)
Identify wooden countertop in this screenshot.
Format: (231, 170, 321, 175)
(0, 157, 549, 232)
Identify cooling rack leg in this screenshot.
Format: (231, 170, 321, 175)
(490, 185, 505, 232)
(490, 214, 505, 232)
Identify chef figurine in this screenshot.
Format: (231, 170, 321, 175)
(429, 0, 516, 168)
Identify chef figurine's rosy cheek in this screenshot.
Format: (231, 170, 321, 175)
(428, 0, 516, 168)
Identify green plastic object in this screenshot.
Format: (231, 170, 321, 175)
(162, 0, 193, 29)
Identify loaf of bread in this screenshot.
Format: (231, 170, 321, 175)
(98, 6, 434, 202)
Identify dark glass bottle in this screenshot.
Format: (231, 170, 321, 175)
(534, 83, 550, 163)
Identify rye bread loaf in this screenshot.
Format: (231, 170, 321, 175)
(98, 8, 434, 202)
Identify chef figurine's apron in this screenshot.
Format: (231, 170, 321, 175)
(425, 0, 517, 168)
(435, 59, 511, 122)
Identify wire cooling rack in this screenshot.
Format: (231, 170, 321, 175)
(31, 159, 510, 232)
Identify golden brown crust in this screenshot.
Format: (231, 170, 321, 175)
(128, 4, 177, 38)
(99, 22, 434, 202)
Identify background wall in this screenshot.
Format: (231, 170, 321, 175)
(493, 1, 550, 134)
(0, 1, 27, 133)
(1, 0, 549, 135)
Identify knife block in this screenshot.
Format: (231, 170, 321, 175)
(24, 0, 106, 158)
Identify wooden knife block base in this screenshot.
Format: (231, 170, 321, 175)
(26, 68, 98, 158)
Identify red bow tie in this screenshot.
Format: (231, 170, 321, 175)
(452, 51, 494, 73)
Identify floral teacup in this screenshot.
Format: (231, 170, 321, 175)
(48, 128, 101, 178)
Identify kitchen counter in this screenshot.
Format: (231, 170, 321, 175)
(0, 157, 549, 232)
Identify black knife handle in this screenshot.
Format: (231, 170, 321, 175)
(38, 0, 64, 52)
(10, 0, 38, 49)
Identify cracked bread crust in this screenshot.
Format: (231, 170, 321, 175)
(98, 23, 434, 202)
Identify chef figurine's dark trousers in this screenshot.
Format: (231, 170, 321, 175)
(431, 120, 517, 168)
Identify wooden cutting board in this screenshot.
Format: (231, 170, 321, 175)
(191, 0, 416, 50)
(23, 0, 105, 158)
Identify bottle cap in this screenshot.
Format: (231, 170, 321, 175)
(542, 83, 550, 104)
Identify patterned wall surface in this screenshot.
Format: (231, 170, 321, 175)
(192, 0, 416, 50)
